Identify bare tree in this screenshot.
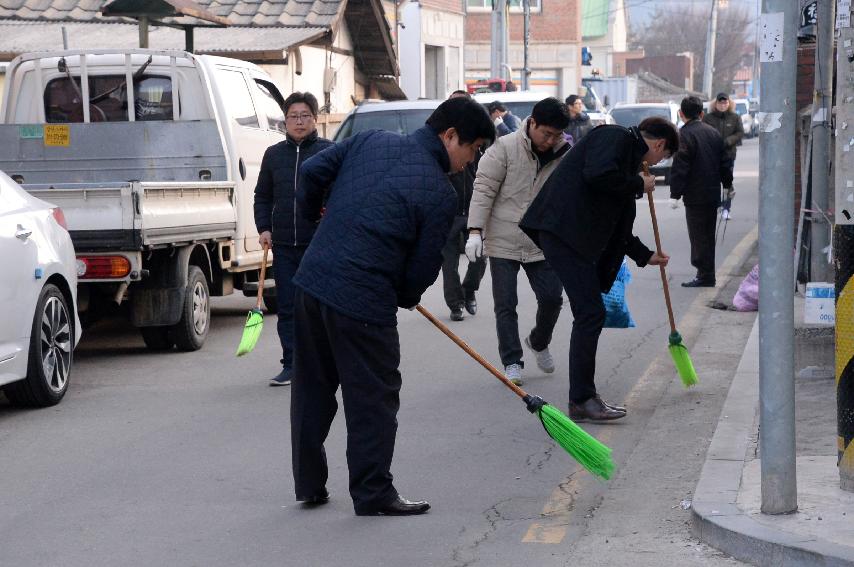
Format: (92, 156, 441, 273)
(630, 5, 753, 95)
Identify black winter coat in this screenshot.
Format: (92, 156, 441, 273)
(520, 125, 654, 292)
(669, 120, 733, 206)
(564, 112, 591, 145)
(253, 130, 334, 246)
(294, 126, 457, 326)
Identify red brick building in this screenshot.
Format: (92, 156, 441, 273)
(464, 0, 582, 97)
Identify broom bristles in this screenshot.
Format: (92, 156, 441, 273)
(236, 310, 264, 357)
(669, 343, 698, 387)
(537, 404, 615, 480)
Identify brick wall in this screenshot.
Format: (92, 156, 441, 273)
(465, 0, 581, 44)
(421, 0, 465, 15)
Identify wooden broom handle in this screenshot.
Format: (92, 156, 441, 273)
(256, 245, 269, 310)
(642, 162, 677, 333)
(416, 305, 528, 399)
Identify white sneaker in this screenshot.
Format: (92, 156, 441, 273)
(722, 209, 731, 220)
(525, 335, 555, 373)
(504, 363, 523, 386)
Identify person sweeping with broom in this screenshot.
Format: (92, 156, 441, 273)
(520, 117, 678, 422)
(289, 97, 495, 516)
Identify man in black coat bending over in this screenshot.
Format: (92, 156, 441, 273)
(669, 96, 733, 288)
(520, 117, 678, 422)
(291, 98, 495, 516)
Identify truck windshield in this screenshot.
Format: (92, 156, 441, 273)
(44, 75, 174, 123)
(610, 107, 671, 127)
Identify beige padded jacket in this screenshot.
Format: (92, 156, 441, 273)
(467, 121, 569, 262)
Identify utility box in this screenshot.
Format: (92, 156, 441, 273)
(804, 282, 835, 325)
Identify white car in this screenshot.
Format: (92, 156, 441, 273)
(0, 170, 80, 407)
(473, 90, 613, 128)
(608, 102, 683, 183)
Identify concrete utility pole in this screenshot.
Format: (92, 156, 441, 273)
(702, 0, 720, 98)
(810, 0, 835, 282)
(522, 0, 531, 90)
(758, 0, 798, 515)
(490, 0, 508, 80)
(834, 0, 854, 493)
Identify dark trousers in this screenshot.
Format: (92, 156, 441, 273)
(272, 244, 306, 369)
(489, 257, 563, 368)
(290, 289, 401, 513)
(441, 216, 486, 309)
(684, 205, 717, 282)
(539, 232, 605, 404)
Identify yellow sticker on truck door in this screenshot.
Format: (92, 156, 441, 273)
(44, 124, 70, 147)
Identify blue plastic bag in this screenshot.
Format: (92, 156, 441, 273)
(602, 259, 636, 328)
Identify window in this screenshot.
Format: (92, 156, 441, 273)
(216, 69, 260, 128)
(466, 0, 541, 13)
(609, 107, 672, 128)
(253, 80, 286, 134)
(44, 75, 174, 123)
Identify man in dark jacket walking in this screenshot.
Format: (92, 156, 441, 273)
(702, 93, 743, 219)
(290, 98, 495, 516)
(254, 92, 333, 386)
(670, 96, 734, 288)
(564, 94, 592, 144)
(520, 117, 677, 422)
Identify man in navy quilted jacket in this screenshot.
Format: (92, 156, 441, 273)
(290, 97, 495, 516)
(254, 92, 333, 387)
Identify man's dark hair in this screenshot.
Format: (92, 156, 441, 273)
(426, 97, 496, 145)
(638, 116, 680, 154)
(486, 101, 507, 113)
(449, 89, 470, 99)
(283, 91, 319, 117)
(505, 81, 517, 92)
(565, 94, 581, 106)
(531, 97, 571, 130)
(680, 96, 704, 121)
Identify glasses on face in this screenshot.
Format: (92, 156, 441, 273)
(286, 113, 314, 123)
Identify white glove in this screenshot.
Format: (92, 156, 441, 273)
(669, 198, 680, 209)
(465, 233, 483, 262)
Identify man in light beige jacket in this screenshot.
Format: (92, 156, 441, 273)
(465, 97, 571, 386)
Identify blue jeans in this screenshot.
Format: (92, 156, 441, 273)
(489, 257, 563, 368)
(273, 244, 307, 369)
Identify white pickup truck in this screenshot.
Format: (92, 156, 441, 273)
(0, 49, 288, 351)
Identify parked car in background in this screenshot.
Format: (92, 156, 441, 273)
(333, 99, 441, 141)
(0, 169, 80, 407)
(732, 98, 755, 138)
(474, 90, 613, 128)
(608, 102, 682, 183)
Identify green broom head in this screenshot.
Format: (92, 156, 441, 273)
(524, 395, 615, 481)
(236, 309, 264, 357)
(668, 331, 698, 387)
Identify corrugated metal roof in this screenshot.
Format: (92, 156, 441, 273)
(582, 0, 609, 39)
(0, 20, 326, 54)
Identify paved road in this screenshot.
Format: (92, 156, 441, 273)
(0, 140, 759, 566)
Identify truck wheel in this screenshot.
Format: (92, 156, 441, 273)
(171, 266, 210, 351)
(4, 284, 72, 407)
(262, 294, 278, 314)
(140, 327, 174, 351)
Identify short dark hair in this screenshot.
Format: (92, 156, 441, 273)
(531, 97, 571, 130)
(426, 98, 496, 146)
(680, 96, 704, 120)
(638, 116, 679, 154)
(283, 91, 319, 117)
(565, 94, 581, 106)
(486, 101, 507, 113)
(449, 90, 470, 99)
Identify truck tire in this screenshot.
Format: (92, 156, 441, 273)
(4, 284, 72, 407)
(171, 266, 210, 351)
(262, 294, 278, 314)
(140, 326, 175, 351)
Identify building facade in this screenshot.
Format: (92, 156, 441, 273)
(399, 0, 466, 100)
(581, 0, 628, 79)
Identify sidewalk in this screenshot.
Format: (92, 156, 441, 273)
(692, 278, 854, 564)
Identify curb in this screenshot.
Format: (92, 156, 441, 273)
(691, 318, 854, 566)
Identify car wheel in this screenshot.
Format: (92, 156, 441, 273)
(140, 326, 175, 350)
(4, 284, 73, 407)
(171, 266, 210, 351)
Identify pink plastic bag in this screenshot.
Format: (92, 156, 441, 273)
(733, 264, 759, 311)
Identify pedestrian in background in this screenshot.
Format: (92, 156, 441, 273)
(702, 92, 743, 219)
(564, 94, 591, 144)
(290, 98, 495, 516)
(441, 91, 487, 321)
(520, 117, 677, 421)
(466, 97, 571, 386)
(486, 101, 513, 137)
(670, 96, 733, 288)
(253, 91, 333, 387)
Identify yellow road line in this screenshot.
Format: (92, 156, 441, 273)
(523, 225, 758, 544)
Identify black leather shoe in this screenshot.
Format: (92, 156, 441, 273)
(450, 307, 465, 321)
(356, 496, 431, 516)
(681, 278, 715, 288)
(569, 397, 626, 422)
(594, 394, 626, 413)
(464, 292, 477, 316)
(297, 490, 329, 506)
